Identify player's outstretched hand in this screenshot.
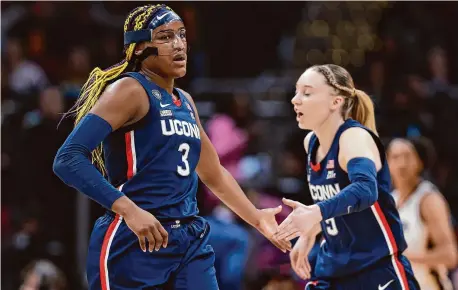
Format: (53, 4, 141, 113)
(273, 198, 322, 241)
(290, 235, 315, 280)
(123, 206, 169, 252)
(256, 206, 292, 253)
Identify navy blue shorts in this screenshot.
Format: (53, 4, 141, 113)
(86, 213, 218, 290)
(305, 254, 420, 290)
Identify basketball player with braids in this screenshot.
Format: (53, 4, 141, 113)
(53, 4, 290, 289)
(273, 64, 420, 289)
(388, 137, 457, 290)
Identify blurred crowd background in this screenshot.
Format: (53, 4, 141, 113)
(2, 2, 458, 290)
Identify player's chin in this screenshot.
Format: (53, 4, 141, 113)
(297, 121, 310, 130)
(170, 66, 187, 78)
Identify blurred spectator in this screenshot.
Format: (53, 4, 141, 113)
(19, 259, 67, 290)
(2, 208, 46, 289)
(426, 46, 458, 99)
(5, 37, 48, 97)
(60, 47, 91, 100)
(364, 59, 389, 107)
(203, 93, 251, 211)
(19, 86, 74, 238)
(206, 94, 250, 180)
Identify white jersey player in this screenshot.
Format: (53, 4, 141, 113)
(388, 137, 457, 290)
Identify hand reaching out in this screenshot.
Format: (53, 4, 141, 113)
(273, 198, 323, 241)
(290, 234, 316, 280)
(256, 205, 292, 253)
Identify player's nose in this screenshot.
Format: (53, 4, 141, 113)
(173, 36, 185, 51)
(291, 93, 301, 105)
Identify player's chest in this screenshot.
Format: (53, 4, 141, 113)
(156, 107, 199, 139)
(306, 157, 349, 203)
(148, 105, 200, 155)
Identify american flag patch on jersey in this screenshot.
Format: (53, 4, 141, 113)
(326, 159, 334, 169)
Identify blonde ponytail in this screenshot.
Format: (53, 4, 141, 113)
(312, 64, 378, 134)
(352, 89, 377, 135)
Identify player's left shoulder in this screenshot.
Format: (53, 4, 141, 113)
(176, 88, 194, 104)
(339, 126, 375, 149)
(339, 126, 382, 170)
(420, 189, 448, 212)
(340, 126, 371, 139)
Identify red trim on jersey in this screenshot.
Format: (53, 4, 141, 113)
(374, 202, 410, 289)
(310, 162, 321, 172)
(394, 257, 410, 290)
(100, 214, 120, 290)
(124, 132, 134, 179)
(374, 202, 398, 252)
(173, 98, 182, 107)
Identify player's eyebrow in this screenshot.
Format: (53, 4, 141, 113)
(157, 27, 186, 34)
(295, 84, 314, 90)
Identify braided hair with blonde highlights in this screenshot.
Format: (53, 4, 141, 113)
(68, 4, 174, 174)
(312, 64, 378, 134)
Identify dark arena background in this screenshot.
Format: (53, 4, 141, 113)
(2, 2, 458, 289)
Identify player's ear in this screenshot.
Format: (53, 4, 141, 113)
(331, 95, 344, 110)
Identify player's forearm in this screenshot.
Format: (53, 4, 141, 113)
(409, 244, 458, 268)
(317, 158, 378, 220)
(111, 196, 139, 217)
(53, 114, 125, 209)
(202, 166, 261, 228)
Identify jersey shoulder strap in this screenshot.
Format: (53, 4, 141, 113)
(121, 72, 149, 88)
(308, 132, 317, 155)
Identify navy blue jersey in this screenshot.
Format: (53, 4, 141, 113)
(103, 72, 201, 220)
(307, 119, 407, 279)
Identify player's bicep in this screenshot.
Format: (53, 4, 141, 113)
(421, 192, 457, 248)
(339, 127, 382, 172)
(90, 77, 145, 131)
(195, 129, 223, 182)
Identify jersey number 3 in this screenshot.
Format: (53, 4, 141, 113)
(177, 143, 190, 176)
(325, 218, 339, 236)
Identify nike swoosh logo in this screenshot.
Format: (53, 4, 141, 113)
(156, 12, 171, 21)
(347, 206, 352, 214)
(160, 103, 171, 108)
(378, 279, 394, 290)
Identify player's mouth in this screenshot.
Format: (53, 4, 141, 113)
(296, 112, 304, 122)
(294, 107, 304, 122)
(172, 54, 186, 66)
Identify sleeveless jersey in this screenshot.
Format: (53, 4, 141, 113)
(103, 72, 201, 220)
(393, 180, 453, 290)
(307, 119, 407, 278)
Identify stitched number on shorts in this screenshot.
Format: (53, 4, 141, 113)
(177, 143, 190, 176)
(325, 218, 339, 236)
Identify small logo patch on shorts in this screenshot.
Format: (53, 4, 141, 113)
(171, 220, 181, 229)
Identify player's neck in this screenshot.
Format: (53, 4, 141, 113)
(140, 68, 175, 95)
(314, 115, 344, 154)
(395, 177, 421, 198)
